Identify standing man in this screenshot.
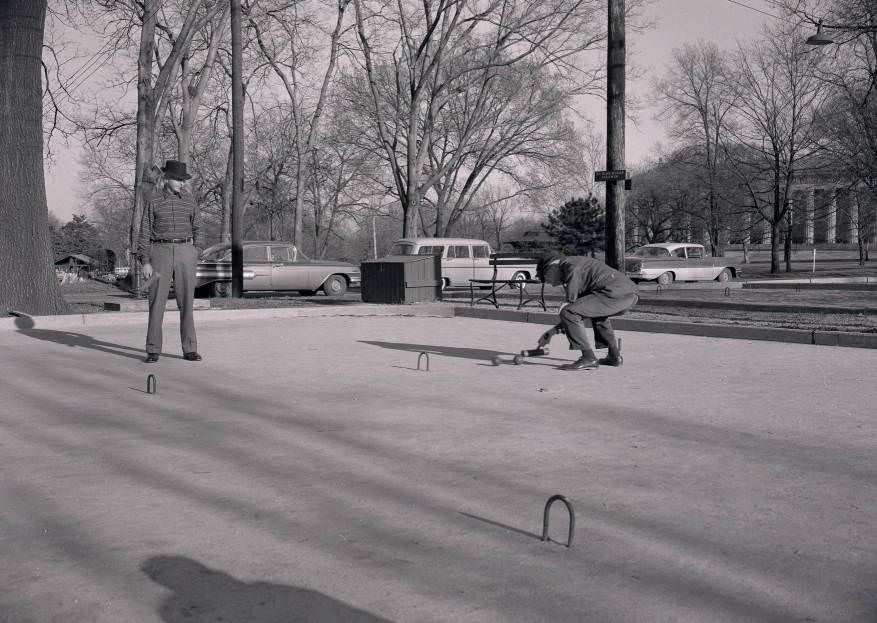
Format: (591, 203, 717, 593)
(138, 160, 205, 363)
(537, 250, 638, 370)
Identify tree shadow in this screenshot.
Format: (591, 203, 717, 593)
(142, 555, 394, 623)
(12, 314, 162, 362)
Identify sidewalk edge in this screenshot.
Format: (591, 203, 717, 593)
(453, 306, 877, 349)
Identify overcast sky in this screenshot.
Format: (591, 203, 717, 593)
(44, 0, 781, 222)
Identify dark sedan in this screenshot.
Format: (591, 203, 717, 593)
(195, 241, 360, 297)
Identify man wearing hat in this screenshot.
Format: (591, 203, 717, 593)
(137, 160, 205, 363)
(537, 250, 638, 370)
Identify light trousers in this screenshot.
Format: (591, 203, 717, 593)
(146, 243, 198, 354)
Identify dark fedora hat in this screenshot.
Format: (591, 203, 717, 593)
(161, 160, 192, 181)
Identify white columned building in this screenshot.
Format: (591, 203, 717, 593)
(849, 189, 859, 242)
(827, 189, 837, 243)
(805, 188, 815, 243)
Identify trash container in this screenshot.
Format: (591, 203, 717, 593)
(360, 255, 442, 303)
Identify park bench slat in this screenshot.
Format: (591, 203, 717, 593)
(469, 253, 546, 310)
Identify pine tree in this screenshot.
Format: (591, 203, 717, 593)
(541, 195, 605, 256)
(52, 215, 105, 260)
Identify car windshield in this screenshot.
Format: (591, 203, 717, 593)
(201, 245, 231, 261)
(200, 245, 308, 262)
(390, 243, 415, 255)
(635, 246, 671, 258)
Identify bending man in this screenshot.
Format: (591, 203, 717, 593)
(537, 251, 638, 370)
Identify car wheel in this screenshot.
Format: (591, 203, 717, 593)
(212, 281, 231, 297)
(511, 271, 528, 288)
(322, 274, 347, 296)
(298, 290, 317, 296)
(716, 268, 731, 282)
(657, 272, 674, 286)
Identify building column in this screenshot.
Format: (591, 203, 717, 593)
(827, 188, 837, 243)
(805, 188, 815, 243)
(865, 194, 877, 242)
(849, 189, 859, 242)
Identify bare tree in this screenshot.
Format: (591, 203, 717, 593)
(724, 23, 831, 272)
(166, 2, 230, 166)
(654, 41, 739, 256)
(627, 153, 699, 245)
(1, 0, 67, 315)
(351, 0, 609, 237)
(455, 185, 520, 249)
(250, 0, 352, 248)
(424, 60, 586, 236)
(807, 10, 877, 264)
(70, 1, 227, 264)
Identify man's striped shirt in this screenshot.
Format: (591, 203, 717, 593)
(138, 185, 204, 263)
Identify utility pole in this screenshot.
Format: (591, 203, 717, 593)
(230, 0, 244, 296)
(605, 0, 626, 269)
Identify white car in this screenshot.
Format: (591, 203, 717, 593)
(624, 243, 740, 285)
(388, 237, 537, 288)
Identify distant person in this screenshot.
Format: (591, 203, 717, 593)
(536, 251, 638, 370)
(137, 160, 204, 363)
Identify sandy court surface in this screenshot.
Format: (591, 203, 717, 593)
(1, 314, 876, 622)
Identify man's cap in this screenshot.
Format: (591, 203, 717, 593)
(537, 250, 564, 280)
(161, 160, 192, 181)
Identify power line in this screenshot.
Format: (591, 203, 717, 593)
(724, 0, 782, 20)
(44, 2, 163, 115)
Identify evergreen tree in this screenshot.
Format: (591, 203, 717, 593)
(52, 214, 105, 262)
(541, 195, 605, 255)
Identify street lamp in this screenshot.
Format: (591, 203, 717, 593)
(806, 20, 834, 45)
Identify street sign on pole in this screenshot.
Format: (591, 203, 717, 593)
(595, 170, 627, 182)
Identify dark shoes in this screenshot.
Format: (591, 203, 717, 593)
(599, 338, 623, 366)
(598, 354, 623, 366)
(560, 356, 599, 371)
(145, 352, 202, 362)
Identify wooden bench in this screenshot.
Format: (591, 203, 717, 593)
(469, 252, 546, 310)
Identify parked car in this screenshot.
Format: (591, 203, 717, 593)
(624, 242, 740, 285)
(388, 237, 537, 288)
(195, 241, 361, 297)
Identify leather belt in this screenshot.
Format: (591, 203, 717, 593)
(152, 237, 193, 244)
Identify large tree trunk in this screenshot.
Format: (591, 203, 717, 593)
(0, 0, 67, 315)
(130, 0, 159, 286)
(770, 221, 781, 273)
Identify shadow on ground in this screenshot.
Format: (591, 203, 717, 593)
(142, 555, 393, 623)
(11, 314, 173, 361)
(360, 340, 509, 361)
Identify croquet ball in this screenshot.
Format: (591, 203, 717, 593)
(491, 356, 502, 366)
(513, 354, 524, 365)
